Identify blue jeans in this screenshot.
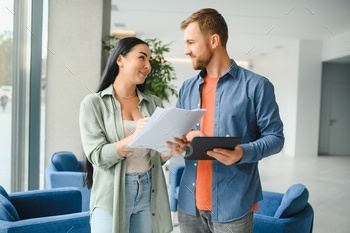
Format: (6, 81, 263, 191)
(178, 207, 253, 233)
(125, 169, 152, 233)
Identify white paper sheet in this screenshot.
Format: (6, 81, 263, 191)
(128, 107, 206, 153)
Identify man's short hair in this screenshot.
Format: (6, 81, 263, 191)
(180, 8, 229, 48)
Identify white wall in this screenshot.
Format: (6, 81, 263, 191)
(294, 41, 323, 156)
(251, 40, 322, 156)
(45, 0, 110, 164)
(323, 31, 350, 62)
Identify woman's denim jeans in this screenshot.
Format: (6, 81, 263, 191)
(90, 169, 152, 233)
(125, 169, 152, 233)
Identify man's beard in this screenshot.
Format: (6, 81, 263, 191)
(192, 47, 213, 70)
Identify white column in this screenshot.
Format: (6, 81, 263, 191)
(45, 0, 111, 164)
(294, 40, 323, 156)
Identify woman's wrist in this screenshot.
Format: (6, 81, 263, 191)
(116, 136, 134, 158)
(160, 153, 173, 162)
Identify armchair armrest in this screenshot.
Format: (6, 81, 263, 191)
(9, 187, 82, 220)
(0, 211, 90, 233)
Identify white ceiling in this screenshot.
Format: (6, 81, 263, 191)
(111, 0, 350, 62)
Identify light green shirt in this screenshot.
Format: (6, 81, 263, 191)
(79, 85, 172, 233)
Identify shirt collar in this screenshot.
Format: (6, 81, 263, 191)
(198, 59, 239, 80)
(100, 84, 114, 97)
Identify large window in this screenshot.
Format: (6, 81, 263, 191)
(0, 0, 46, 192)
(0, 0, 14, 192)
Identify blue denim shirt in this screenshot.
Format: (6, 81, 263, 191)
(176, 60, 284, 222)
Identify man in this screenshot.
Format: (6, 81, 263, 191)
(174, 8, 284, 233)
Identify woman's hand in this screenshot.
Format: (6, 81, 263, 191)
(162, 137, 186, 162)
(166, 135, 189, 156)
(186, 130, 205, 142)
(165, 130, 206, 157)
(134, 117, 149, 135)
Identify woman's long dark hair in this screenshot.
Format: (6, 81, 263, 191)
(84, 37, 149, 189)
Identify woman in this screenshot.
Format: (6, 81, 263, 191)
(79, 37, 173, 233)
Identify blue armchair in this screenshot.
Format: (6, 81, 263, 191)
(168, 164, 185, 225)
(0, 185, 90, 233)
(254, 184, 314, 233)
(169, 165, 185, 213)
(46, 151, 91, 211)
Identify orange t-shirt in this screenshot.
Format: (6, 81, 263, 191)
(195, 76, 259, 212)
(196, 76, 219, 211)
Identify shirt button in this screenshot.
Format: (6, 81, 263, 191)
(192, 183, 195, 186)
(152, 189, 155, 193)
(152, 213, 155, 216)
(194, 163, 197, 166)
(196, 123, 200, 126)
(197, 103, 200, 107)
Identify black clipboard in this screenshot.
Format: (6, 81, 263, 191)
(184, 137, 242, 160)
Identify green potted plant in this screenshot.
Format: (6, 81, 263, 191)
(102, 35, 178, 102)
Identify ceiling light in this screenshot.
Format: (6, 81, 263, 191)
(111, 30, 137, 38)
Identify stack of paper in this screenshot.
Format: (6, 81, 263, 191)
(128, 107, 206, 153)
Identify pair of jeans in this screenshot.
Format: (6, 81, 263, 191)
(178, 207, 253, 233)
(125, 169, 152, 233)
(90, 169, 152, 233)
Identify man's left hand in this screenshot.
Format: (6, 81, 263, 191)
(207, 144, 243, 165)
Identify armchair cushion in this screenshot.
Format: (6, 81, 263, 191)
(0, 186, 9, 199)
(255, 191, 283, 217)
(274, 183, 309, 218)
(51, 151, 81, 172)
(10, 187, 82, 220)
(0, 194, 19, 221)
